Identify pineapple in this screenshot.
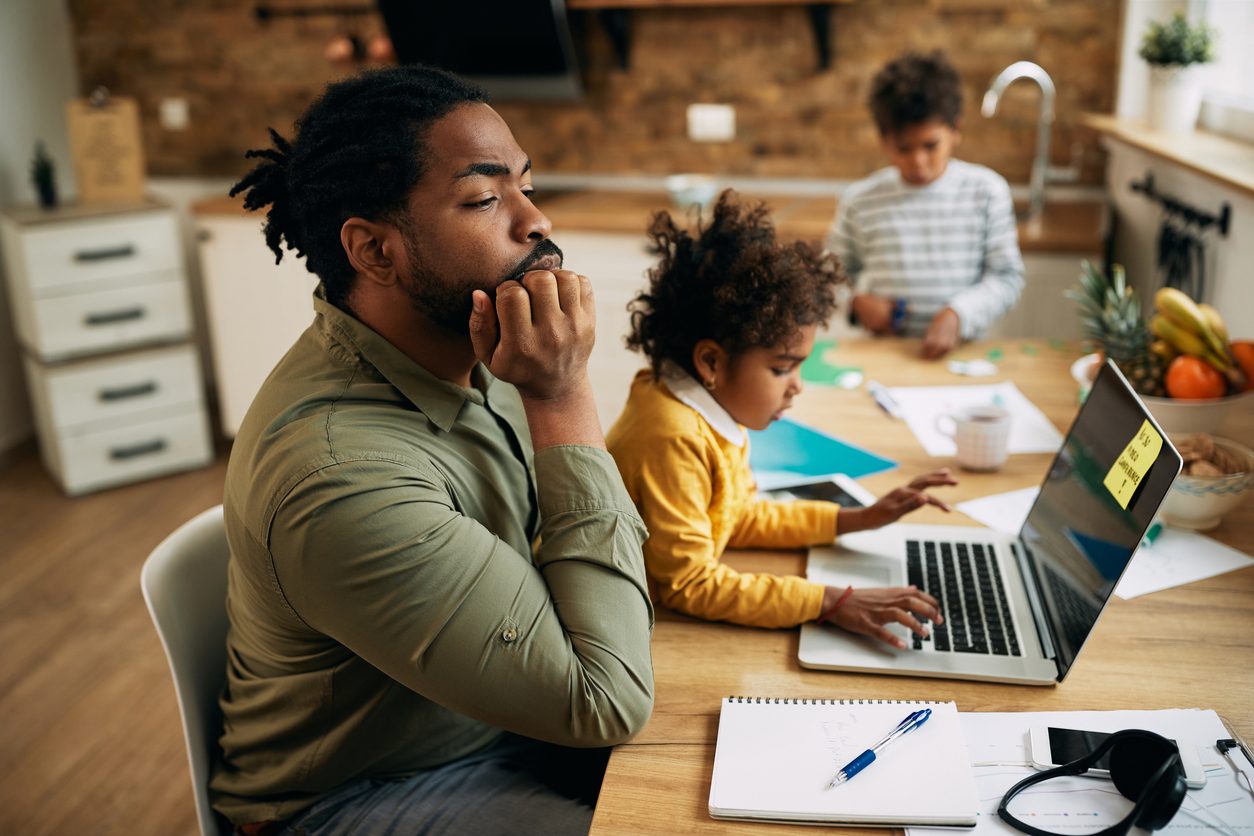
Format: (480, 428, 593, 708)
(1067, 262, 1165, 396)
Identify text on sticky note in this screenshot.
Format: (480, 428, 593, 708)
(1103, 419, 1163, 510)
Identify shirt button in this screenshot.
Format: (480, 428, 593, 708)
(501, 627, 517, 643)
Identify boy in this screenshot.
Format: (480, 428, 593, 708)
(828, 51, 1024, 359)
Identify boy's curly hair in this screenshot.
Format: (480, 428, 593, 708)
(626, 190, 844, 379)
(868, 50, 963, 135)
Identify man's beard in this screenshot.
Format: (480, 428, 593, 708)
(400, 238, 565, 336)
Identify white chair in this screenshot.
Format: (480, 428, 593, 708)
(141, 504, 233, 836)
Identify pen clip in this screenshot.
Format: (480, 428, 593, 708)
(879, 708, 931, 747)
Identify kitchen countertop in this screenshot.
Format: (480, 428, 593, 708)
(1081, 113, 1254, 200)
(193, 190, 1107, 254)
(531, 191, 1107, 253)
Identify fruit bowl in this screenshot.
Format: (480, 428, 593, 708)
(1070, 353, 1254, 435)
(1160, 436, 1254, 530)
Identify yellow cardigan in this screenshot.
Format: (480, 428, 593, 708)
(606, 370, 838, 628)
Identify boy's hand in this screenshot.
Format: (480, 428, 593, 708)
(821, 585, 942, 650)
(838, 469, 958, 533)
(469, 269, 595, 401)
(852, 293, 895, 335)
(921, 307, 961, 359)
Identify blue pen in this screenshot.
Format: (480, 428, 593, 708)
(866, 380, 904, 419)
(826, 708, 932, 789)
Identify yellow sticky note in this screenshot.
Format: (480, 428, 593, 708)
(1103, 419, 1163, 510)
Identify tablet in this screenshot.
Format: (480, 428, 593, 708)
(762, 473, 877, 508)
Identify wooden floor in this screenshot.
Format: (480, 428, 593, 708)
(0, 445, 228, 836)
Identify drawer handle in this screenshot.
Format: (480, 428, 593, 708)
(98, 380, 159, 402)
(84, 307, 146, 326)
(74, 244, 136, 262)
(109, 438, 168, 461)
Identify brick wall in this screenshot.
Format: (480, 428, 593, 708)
(68, 0, 1119, 184)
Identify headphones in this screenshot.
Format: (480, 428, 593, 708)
(999, 729, 1187, 836)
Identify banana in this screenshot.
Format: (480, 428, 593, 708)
(1155, 287, 1228, 358)
(1150, 314, 1231, 370)
(1199, 303, 1230, 344)
(1150, 339, 1178, 363)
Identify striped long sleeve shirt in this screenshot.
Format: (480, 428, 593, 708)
(826, 160, 1025, 339)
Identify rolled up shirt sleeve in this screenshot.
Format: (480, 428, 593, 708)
(268, 444, 654, 749)
(634, 435, 826, 629)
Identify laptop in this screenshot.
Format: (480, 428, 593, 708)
(798, 359, 1182, 685)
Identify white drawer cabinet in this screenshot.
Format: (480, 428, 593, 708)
(18, 212, 182, 292)
(1, 201, 213, 495)
(27, 275, 191, 360)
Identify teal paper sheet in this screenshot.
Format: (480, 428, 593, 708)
(748, 417, 896, 490)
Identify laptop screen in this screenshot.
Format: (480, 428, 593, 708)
(1019, 360, 1182, 680)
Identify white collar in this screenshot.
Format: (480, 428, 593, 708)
(660, 361, 746, 447)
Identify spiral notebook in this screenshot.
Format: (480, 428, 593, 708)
(709, 698, 978, 828)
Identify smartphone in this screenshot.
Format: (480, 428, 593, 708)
(1028, 726, 1206, 789)
(762, 474, 876, 508)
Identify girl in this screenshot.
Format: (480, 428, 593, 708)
(606, 191, 954, 649)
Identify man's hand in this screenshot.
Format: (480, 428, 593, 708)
(921, 307, 961, 359)
(851, 293, 895, 335)
(838, 469, 957, 533)
(821, 585, 942, 650)
(469, 269, 594, 401)
(469, 269, 603, 450)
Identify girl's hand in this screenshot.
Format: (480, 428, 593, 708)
(821, 585, 942, 650)
(837, 470, 958, 533)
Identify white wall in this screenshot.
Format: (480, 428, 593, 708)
(0, 2, 81, 454)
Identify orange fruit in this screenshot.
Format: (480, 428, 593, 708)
(1164, 355, 1227, 400)
(1232, 340, 1254, 392)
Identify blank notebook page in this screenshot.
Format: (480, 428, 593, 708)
(709, 698, 978, 827)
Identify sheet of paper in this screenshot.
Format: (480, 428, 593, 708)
(907, 709, 1254, 836)
(957, 487, 1254, 598)
(956, 487, 1040, 535)
(1113, 527, 1254, 599)
(884, 382, 1063, 457)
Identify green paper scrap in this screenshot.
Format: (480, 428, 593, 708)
(1022, 344, 1038, 356)
(1049, 339, 1067, 351)
(986, 347, 1004, 361)
(800, 339, 863, 388)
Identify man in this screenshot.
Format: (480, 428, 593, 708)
(213, 65, 654, 835)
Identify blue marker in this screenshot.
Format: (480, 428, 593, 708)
(826, 708, 932, 789)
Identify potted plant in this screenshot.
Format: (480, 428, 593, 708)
(30, 141, 58, 210)
(1138, 12, 1216, 133)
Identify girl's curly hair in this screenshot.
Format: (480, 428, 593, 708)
(626, 189, 845, 379)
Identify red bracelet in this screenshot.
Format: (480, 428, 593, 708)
(819, 585, 854, 622)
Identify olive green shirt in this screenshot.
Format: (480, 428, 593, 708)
(210, 292, 654, 824)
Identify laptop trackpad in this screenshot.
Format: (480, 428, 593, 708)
(807, 546, 898, 588)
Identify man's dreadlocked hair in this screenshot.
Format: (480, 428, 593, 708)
(230, 65, 486, 310)
(626, 190, 844, 380)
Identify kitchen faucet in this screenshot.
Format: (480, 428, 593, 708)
(981, 61, 1079, 222)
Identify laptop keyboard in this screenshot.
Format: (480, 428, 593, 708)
(1043, 563, 1102, 653)
(906, 540, 1021, 657)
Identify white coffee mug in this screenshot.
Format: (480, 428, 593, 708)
(935, 405, 1012, 471)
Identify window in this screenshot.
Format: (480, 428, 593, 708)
(1196, 0, 1254, 142)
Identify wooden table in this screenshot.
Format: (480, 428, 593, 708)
(590, 338, 1254, 835)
